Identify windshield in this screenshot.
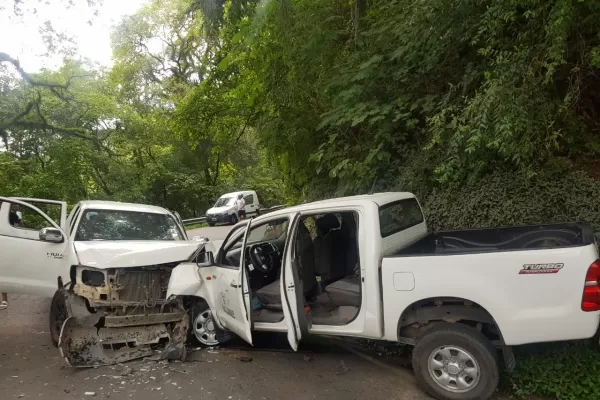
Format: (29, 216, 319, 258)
(214, 197, 234, 207)
(75, 209, 185, 241)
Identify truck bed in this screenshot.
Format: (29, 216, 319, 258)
(393, 222, 596, 256)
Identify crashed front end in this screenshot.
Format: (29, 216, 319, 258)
(58, 262, 189, 367)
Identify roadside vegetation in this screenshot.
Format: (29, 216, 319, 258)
(2, 1, 600, 397)
(507, 341, 600, 400)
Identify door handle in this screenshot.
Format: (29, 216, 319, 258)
(230, 282, 239, 288)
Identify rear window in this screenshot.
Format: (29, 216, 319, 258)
(378, 198, 424, 237)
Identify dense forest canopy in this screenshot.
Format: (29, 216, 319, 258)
(1, 0, 600, 231)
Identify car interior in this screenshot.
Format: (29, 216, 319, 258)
(220, 211, 362, 326)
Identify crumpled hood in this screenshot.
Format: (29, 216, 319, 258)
(74, 241, 203, 269)
(207, 206, 234, 215)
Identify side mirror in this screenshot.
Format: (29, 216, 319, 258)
(39, 227, 64, 243)
(190, 236, 207, 242)
(196, 251, 215, 266)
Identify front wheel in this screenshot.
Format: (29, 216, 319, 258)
(49, 290, 68, 347)
(187, 301, 233, 347)
(230, 213, 238, 225)
(412, 323, 499, 400)
(208, 222, 215, 227)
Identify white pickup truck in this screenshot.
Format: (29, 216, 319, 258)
(2, 193, 599, 400)
(166, 192, 599, 400)
(0, 197, 211, 364)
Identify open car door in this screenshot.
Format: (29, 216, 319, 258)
(280, 213, 311, 351)
(0, 197, 70, 297)
(12, 197, 68, 231)
(213, 221, 253, 344)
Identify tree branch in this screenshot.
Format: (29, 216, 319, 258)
(212, 152, 220, 185)
(0, 99, 37, 131)
(234, 113, 256, 143)
(0, 52, 69, 89)
(12, 121, 97, 141)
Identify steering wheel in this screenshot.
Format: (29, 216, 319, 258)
(249, 244, 273, 273)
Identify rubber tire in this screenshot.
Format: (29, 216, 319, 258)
(208, 222, 215, 227)
(230, 214, 238, 225)
(49, 289, 68, 348)
(187, 300, 234, 347)
(412, 323, 499, 400)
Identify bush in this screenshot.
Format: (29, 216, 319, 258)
(416, 169, 600, 239)
(508, 341, 600, 400)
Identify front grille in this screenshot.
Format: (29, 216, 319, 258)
(116, 269, 172, 302)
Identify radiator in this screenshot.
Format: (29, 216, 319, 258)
(115, 269, 171, 302)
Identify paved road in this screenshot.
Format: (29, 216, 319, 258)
(0, 224, 434, 400)
(0, 295, 428, 400)
(187, 224, 233, 241)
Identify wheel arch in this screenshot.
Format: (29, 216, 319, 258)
(180, 294, 208, 308)
(397, 297, 505, 347)
(180, 295, 224, 330)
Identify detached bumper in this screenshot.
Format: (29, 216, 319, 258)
(58, 294, 188, 367)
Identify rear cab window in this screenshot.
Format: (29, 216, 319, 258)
(378, 198, 424, 237)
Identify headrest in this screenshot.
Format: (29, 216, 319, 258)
(316, 214, 340, 235)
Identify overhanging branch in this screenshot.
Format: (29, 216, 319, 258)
(0, 100, 37, 131)
(0, 52, 69, 89)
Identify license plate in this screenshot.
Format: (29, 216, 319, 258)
(212, 218, 217, 221)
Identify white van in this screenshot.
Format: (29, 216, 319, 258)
(205, 190, 260, 226)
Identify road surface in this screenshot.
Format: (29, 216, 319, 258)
(0, 225, 432, 400)
(187, 224, 233, 241)
(0, 294, 428, 400)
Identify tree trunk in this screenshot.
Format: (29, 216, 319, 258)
(354, 0, 367, 45)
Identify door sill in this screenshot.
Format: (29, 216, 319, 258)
(253, 321, 287, 332)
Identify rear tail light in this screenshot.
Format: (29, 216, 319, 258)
(582, 260, 600, 311)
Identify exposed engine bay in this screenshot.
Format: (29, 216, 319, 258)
(58, 263, 189, 367)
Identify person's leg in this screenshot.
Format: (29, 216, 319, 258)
(0, 292, 8, 310)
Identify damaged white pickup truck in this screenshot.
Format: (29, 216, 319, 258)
(2, 193, 600, 400)
(0, 197, 212, 367)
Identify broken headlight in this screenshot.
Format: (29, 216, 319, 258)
(81, 269, 106, 287)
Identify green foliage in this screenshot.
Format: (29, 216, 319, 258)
(508, 342, 600, 400)
(417, 168, 600, 240)
(193, 0, 600, 197)
(0, 0, 286, 218)
(3, 0, 600, 222)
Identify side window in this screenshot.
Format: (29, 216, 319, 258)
(1, 200, 58, 240)
(378, 198, 424, 237)
(243, 194, 254, 205)
(7, 201, 59, 231)
(221, 218, 289, 268)
(302, 216, 319, 240)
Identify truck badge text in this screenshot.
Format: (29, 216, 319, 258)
(519, 263, 564, 274)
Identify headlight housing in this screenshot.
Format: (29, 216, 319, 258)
(81, 268, 106, 287)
